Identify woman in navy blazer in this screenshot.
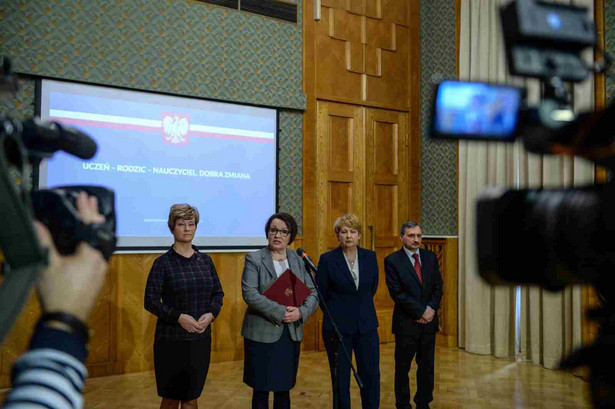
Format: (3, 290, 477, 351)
(316, 213, 380, 409)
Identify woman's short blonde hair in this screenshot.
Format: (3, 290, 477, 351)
(333, 213, 362, 235)
(168, 204, 200, 232)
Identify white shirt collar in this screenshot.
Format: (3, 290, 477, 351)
(403, 246, 420, 262)
(342, 251, 360, 288)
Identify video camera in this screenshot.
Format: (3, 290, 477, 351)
(0, 56, 117, 342)
(430, 0, 613, 289)
(430, 0, 614, 406)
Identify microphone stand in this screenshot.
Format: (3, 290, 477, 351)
(298, 250, 363, 409)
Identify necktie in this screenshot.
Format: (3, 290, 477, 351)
(412, 253, 423, 284)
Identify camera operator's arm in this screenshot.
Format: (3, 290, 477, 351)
(3, 193, 108, 409)
(384, 256, 426, 320)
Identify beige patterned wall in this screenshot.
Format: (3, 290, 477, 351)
(420, 0, 458, 236)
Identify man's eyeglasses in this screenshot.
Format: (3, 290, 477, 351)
(268, 228, 290, 237)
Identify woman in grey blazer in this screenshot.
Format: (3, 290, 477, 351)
(241, 212, 319, 409)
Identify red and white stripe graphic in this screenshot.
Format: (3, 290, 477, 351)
(49, 109, 275, 144)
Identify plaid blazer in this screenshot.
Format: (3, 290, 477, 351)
(241, 247, 319, 343)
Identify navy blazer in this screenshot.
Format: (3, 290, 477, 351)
(384, 248, 443, 335)
(316, 246, 379, 335)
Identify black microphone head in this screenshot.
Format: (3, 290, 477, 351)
(296, 247, 305, 257)
(21, 118, 97, 160)
(53, 122, 98, 159)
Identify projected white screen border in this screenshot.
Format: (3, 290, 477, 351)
(38, 79, 277, 251)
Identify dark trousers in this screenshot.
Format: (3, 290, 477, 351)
(252, 390, 290, 409)
(394, 331, 436, 409)
(323, 329, 380, 409)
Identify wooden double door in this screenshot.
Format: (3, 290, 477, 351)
(315, 100, 415, 345)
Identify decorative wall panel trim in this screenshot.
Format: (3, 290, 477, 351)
(196, 0, 239, 9)
(241, 0, 298, 23)
(314, 0, 410, 109)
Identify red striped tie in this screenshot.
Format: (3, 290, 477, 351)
(412, 253, 423, 283)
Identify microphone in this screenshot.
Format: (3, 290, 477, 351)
(296, 248, 317, 272)
(21, 117, 97, 159)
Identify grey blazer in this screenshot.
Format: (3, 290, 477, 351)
(241, 247, 319, 343)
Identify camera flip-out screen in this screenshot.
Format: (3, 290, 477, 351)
(430, 80, 523, 141)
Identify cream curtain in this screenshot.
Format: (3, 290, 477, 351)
(458, 0, 518, 358)
(458, 0, 593, 367)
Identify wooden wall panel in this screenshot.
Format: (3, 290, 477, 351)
(328, 116, 354, 173)
(423, 238, 458, 348)
(373, 121, 398, 175)
(327, 183, 352, 247)
(315, 8, 364, 103)
(382, 0, 408, 27)
(366, 108, 407, 344)
(86, 257, 118, 377)
(209, 252, 248, 363)
(365, 24, 409, 107)
(317, 101, 364, 253)
(116, 254, 158, 375)
(314, 0, 410, 110)
(374, 185, 398, 236)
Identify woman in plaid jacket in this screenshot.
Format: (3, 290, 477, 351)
(145, 204, 224, 409)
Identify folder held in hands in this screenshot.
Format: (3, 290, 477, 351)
(263, 269, 312, 307)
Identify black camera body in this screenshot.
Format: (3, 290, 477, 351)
(500, 0, 596, 82)
(476, 184, 614, 291)
(31, 186, 117, 261)
(0, 117, 117, 268)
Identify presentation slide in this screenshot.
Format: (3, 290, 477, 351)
(38, 79, 277, 250)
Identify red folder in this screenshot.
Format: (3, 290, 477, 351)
(263, 269, 312, 307)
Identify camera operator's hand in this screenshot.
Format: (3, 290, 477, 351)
(35, 192, 108, 322)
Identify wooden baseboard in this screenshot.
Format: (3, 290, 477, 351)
(436, 333, 457, 348)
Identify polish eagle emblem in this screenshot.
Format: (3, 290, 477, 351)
(162, 113, 190, 145)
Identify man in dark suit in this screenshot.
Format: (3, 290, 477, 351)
(384, 221, 443, 409)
